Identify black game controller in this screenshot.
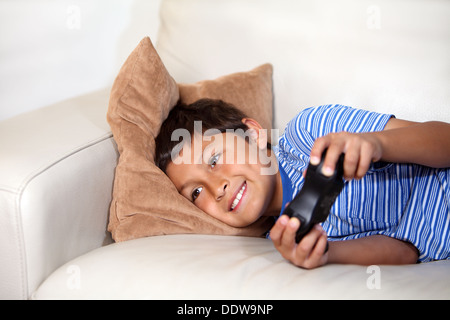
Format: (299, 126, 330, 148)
(284, 148, 345, 244)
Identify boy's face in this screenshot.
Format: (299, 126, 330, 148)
(166, 127, 281, 228)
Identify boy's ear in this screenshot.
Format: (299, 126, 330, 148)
(241, 118, 268, 149)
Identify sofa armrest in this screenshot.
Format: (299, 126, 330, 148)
(0, 88, 118, 299)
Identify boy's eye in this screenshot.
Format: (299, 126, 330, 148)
(191, 187, 203, 202)
(208, 154, 220, 168)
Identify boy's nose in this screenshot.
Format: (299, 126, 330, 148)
(211, 179, 228, 201)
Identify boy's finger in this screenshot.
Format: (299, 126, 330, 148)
(295, 224, 325, 259)
(322, 144, 344, 177)
(310, 137, 329, 165)
(309, 232, 328, 262)
(280, 217, 300, 249)
(343, 147, 360, 180)
(270, 215, 289, 245)
(355, 144, 373, 179)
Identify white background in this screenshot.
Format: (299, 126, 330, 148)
(0, 0, 162, 121)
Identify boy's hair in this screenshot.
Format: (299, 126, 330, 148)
(155, 98, 250, 173)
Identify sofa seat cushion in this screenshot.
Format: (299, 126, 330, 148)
(33, 234, 450, 300)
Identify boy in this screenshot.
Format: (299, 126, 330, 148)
(155, 99, 450, 269)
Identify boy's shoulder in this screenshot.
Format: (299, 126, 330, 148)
(284, 104, 394, 139)
(279, 104, 345, 150)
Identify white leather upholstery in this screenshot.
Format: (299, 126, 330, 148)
(0, 89, 117, 299)
(156, 0, 450, 129)
(32, 235, 450, 299)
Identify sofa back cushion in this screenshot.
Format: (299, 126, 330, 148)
(156, 0, 450, 126)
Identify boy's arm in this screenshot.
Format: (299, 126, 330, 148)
(376, 118, 450, 168)
(270, 216, 419, 268)
(310, 118, 450, 180)
(327, 234, 419, 265)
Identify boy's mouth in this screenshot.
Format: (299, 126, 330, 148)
(230, 181, 247, 211)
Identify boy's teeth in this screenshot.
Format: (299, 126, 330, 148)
(231, 183, 246, 210)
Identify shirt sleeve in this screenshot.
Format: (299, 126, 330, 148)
(276, 104, 395, 212)
(294, 104, 394, 140)
(283, 104, 393, 160)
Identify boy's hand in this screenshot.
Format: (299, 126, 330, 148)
(310, 131, 383, 180)
(270, 215, 328, 269)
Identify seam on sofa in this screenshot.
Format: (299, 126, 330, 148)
(0, 186, 21, 194)
(13, 133, 114, 195)
(13, 186, 28, 299)
(0, 133, 115, 194)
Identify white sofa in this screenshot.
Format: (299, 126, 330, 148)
(1, 0, 450, 300)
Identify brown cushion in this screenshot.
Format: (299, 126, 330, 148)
(178, 63, 273, 136)
(107, 37, 275, 242)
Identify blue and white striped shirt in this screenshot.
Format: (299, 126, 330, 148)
(274, 104, 450, 263)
